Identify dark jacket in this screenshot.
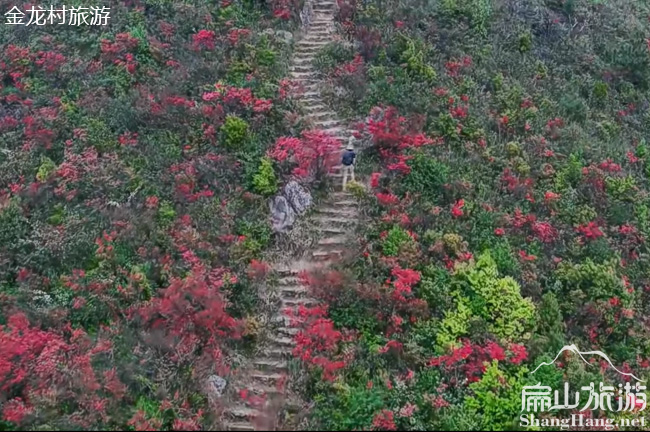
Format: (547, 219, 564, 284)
(342, 150, 356, 166)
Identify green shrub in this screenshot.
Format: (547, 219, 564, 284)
(311, 382, 387, 431)
(402, 153, 449, 201)
(47, 204, 65, 226)
(400, 37, 437, 82)
(464, 362, 528, 431)
(605, 175, 637, 201)
(439, 0, 492, 36)
(222, 115, 249, 149)
(453, 251, 536, 343)
(518, 31, 532, 53)
(593, 81, 608, 99)
(157, 201, 176, 225)
(382, 225, 414, 256)
(36, 157, 57, 182)
(555, 258, 626, 303)
(252, 157, 278, 196)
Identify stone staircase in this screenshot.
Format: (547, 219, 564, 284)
(222, 1, 359, 430)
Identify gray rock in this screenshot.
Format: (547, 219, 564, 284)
(269, 195, 296, 232)
(334, 86, 348, 97)
(284, 180, 312, 215)
(207, 375, 227, 397)
(275, 30, 293, 44)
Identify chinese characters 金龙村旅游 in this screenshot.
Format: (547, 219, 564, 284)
(4, 5, 110, 26)
(522, 381, 647, 413)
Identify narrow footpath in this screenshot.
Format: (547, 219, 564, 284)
(223, 0, 359, 430)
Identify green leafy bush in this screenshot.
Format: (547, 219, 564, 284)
(382, 225, 414, 256)
(402, 153, 449, 201)
(36, 157, 57, 182)
(452, 251, 536, 343)
(222, 115, 250, 149)
(252, 157, 278, 196)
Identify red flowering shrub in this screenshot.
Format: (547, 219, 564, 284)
(268, 130, 341, 181)
(286, 304, 346, 381)
(372, 410, 397, 431)
(192, 30, 216, 51)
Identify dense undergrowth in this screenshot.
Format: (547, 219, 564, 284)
(292, 0, 650, 430)
(0, 0, 318, 429)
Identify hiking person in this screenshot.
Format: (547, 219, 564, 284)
(341, 137, 356, 189)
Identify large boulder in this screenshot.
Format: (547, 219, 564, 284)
(206, 375, 227, 398)
(284, 180, 312, 215)
(269, 195, 296, 232)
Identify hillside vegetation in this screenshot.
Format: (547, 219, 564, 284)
(3, 0, 650, 430)
(0, 0, 309, 429)
(293, 0, 650, 430)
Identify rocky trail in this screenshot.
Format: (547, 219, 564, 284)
(223, 1, 359, 430)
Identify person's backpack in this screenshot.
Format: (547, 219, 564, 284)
(342, 151, 355, 166)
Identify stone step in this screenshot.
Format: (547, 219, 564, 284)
(224, 421, 256, 431)
(297, 37, 330, 44)
(278, 276, 302, 286)
(293, 79, 319, 86)
(302, 103, 328, 112)
(275, 267, 300, 276)
(312, 250, 343, 261)
(295, 46, 322, 54)
(312, 13, 335, 19)
(315, 215, 349, 225)
(303, 36, 331, 43)
(245, 381, 283, 396)
(317, 206, 357, 216)
(297, 41, 330, 48)
(290, 71, 316, 78)
(306, 110, 339, 120)
(306, 30, 332, 37)
(309, 25, 333, 32)
(253, 358, 288, 371)
(301, 83, 322, 92)
(291, 65, 315, 72)
(294, 50, 318, 56)
(318, 235, 349, 246)
(293, 55, 315, 62)
(315, 225, 345, 235)
(322, 126, 351, 135)
(313, 119, 343, 128)
(333, 199, 357, 206)
(269, 335, 295, 347)
(276, 326, 300, 337)
(251, 371, 285, 383)
(279, 285, 309, 297)
(225, 406, 259, 420)
(313, 3, 336, 9)
(281, 297, 318, 307)
(264, 347, 293, 359)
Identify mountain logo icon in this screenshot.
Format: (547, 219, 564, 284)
(532, 344, 645, 382)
